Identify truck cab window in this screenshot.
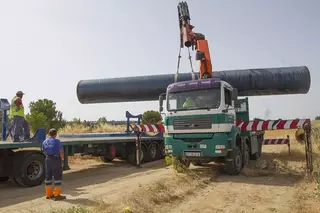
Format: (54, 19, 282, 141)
(224, 88, 232, 106)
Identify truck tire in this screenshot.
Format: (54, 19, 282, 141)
(173, 157, 190, 173)
(13, 152, 46, 187)
(0, 176, 9, 182)
(100, 144, 116, 162)
(224, 146, 242, 175)
(99, 155, 114, 162)
(250, 142, 262, 160)
(159, 142, 165, 158)
(127, 146, 144, 165)
(192, 161, 203, 166)
(242, 143, 249, 168)
(147, 142, 160, 162)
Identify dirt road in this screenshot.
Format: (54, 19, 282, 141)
(0, 144, 319, 213)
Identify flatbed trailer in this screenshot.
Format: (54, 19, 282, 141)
(0, 101, 165, 187)
(0, 132, 164, 188)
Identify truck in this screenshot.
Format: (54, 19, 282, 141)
(0, 99, 165, 187)
(159, 79, 264, 175)
(153, 1, 312, 175)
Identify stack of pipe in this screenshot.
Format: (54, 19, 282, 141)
(76, 66, 311, 104)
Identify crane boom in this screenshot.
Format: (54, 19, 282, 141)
(177, 1, 213, 79)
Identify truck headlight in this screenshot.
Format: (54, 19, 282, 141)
(165, 145, 172, 149)
(215, 145, 225, 149)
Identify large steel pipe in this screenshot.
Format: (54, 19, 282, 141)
(77, 66, 311, 104)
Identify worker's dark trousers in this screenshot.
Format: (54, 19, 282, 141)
(12, 115, 30, 142)
(45, 156, 62, 187)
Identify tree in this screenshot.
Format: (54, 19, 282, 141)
(315, 116, 320, 120)
(142, 110, 162, 124)
(97, 117, 107, 124)
(26, 99, 66, 133)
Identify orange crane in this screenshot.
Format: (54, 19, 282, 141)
(177, 1, 213, 79)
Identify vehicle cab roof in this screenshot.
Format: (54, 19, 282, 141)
(167, 78, 232, 93)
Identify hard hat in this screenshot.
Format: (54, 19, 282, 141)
(16, 91, 25, 96)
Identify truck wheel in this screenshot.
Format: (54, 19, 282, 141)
(174, 157, 190, 173)
(14, 153, 46, 187)
(0, 176, 9, 182)
(250, 142, 262, 160)
(224, 146, 242, 175)
(159, 142, 165, 158)
(100, 144, 116, 162)
(192, 161, 203, 166)
(242, 143, 249, 168)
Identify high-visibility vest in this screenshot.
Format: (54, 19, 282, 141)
(183, 99, 195, 108)
(9, 96, 24, 118)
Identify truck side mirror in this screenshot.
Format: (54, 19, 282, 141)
(234, 100, 241, 108)
(159, 93, 166, 112)
(232, 88, 238, 101)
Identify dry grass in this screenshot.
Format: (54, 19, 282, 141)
(52, 120, 320, 213)
(59, 123, 125, 134)
(58, 123, 125, 162)
(91, 169, 211, 213)
(46, 169, 211, 213)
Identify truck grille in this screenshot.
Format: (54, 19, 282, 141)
(173, 117, 212, 130)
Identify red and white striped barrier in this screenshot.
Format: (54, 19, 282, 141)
(134, 124, 165, 133)
(133, 119, 310, 133)
(262, 135, 291, 154)
(262, 138, 289, 145)
(236, 119, 310, 132)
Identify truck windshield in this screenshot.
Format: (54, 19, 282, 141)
(167, 88, 221, 112)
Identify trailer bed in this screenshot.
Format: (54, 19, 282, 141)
(0, 135, 162, 149)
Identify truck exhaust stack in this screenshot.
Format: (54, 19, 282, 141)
(76, 66, 311, 104)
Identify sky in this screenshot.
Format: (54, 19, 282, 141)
(0, 0, 319, 121)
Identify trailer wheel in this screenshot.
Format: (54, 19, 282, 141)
(147, 142, 160, 162)
(14, 152, 46, 187)
(224, 146, 242, 175)
(12, 177, 20, 185)
(0, 176, 9, 182)
(100, 144, 116, 162)
(141, 144, 147, 162)
(127, 146, 144, 165)
(242, 143, 249, 168)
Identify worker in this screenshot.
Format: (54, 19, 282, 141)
(42, 128, 66, 201)
(182, 97, 196, 108)
(9, 91, 31, 142)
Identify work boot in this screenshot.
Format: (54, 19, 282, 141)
(53, 186, 66, 201)
(53, 195, 66, 201)
(45, 186, 53, 199)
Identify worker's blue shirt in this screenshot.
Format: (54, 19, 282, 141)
(42, 137, 63, 156)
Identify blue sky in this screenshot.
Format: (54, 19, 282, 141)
(0, 0, 319, 121)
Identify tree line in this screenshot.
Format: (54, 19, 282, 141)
(3, 98, 317, 135)
(0, 99, 163, 134)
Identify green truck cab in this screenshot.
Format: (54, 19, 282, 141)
(159, 78, 264, 175)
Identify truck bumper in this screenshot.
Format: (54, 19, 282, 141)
(164, 133, 230, 158)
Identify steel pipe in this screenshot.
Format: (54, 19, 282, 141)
(77, 66, 311, 104)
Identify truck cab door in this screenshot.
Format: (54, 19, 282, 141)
(222, 87, 236, 123)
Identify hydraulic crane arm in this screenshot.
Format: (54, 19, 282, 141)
(177, 1, 213, 79)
